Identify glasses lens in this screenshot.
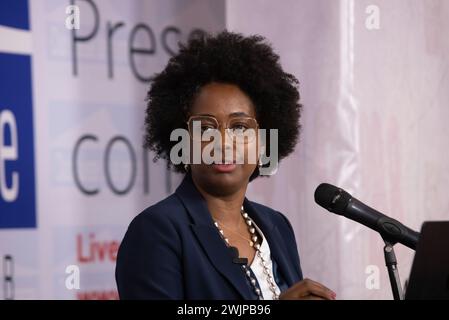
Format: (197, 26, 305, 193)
(227, 118, 258, 143)
(188, 116, 219, 141)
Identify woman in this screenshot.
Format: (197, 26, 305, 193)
(116, 31, 335, 300)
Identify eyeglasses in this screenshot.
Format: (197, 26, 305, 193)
(186, 115, 259, 143)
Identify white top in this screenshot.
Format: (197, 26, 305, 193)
(249, 220, 282, 300)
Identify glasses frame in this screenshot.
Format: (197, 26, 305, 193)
(186, 115, 259, 143)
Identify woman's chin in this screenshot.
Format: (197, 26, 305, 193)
(193, 165, 248, 196)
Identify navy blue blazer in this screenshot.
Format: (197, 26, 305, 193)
(116, 174, 303, 299)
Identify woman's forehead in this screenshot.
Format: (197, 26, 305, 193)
(191, 82, 256, 118)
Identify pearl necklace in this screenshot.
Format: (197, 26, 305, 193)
(213, 206, 279, 300)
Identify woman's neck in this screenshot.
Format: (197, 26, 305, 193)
(192, 179, 247, 229)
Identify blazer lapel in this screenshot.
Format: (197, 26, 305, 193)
(175, 175, 253, 299)
(191, 225, 254, 299)
(243, 199, 299, 287)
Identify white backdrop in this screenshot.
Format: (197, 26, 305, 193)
(1, 0, 448, 299)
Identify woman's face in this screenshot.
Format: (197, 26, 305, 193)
(188, 82, 259, 197)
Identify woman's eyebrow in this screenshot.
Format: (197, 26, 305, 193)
(192, 113, 216, 117)
(229, 112, 252, 117)
(193, 112, 253, 118)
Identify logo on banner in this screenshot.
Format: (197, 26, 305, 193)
(0, 0, 36, 228)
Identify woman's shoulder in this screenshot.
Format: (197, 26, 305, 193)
(128, 193, 187, 230)
(247, 200, 295, 231)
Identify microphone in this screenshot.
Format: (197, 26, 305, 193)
(314, 183, 420, 250)
(229, 246, 248, 265)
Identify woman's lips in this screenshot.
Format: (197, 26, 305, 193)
(212, 163, 237, 173)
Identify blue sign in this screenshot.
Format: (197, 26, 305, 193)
(0, 0, 36, 228)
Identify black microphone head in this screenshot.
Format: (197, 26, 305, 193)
(314, 183, 352, 215)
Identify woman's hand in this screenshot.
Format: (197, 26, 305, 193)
(279, 278, 336, 300)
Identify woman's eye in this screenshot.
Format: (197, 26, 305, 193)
(201, 126, 215, 133)
(231, 124, 249, 131)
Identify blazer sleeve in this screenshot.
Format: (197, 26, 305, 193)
(115, 211, 183, 299)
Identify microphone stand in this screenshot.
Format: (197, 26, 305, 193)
(383, 239, 404, 300)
